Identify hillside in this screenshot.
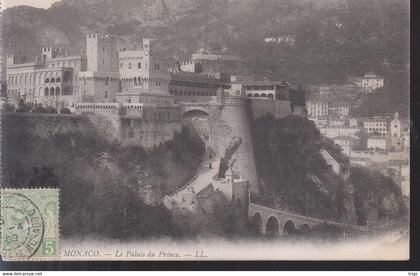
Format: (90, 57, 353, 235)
(1, 113, 204, 238)
(251, 115, 407, 225)
(3, 0, 409, 84)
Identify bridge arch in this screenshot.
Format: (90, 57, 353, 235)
(251, 212, 263, 234)
(266, 216, 280, 237)
(283, 220, 296, 235)
(182, 108, 209, 119)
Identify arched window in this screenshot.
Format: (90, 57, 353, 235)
(44, 87, 49, 96)
(268, 94, 274, 99)
(261, 93, 267, 97)
(138, 62, 141, 69)
(128, 62, 132, 69)
(254, 93, 260, 97)
(51, 78, 55, 83)
(105, 77, 109, 85)
(56, 77, 61, 82)
(56, 87, 60, 95)
(45, 78, 50, 83)
(50, 87, 55, 96)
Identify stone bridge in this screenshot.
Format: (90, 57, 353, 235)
(249, 203, 372, 236)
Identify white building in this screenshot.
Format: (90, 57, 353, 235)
(331, 135, 358, 156)
(363, 117, 389, 136)
(319, 126, 360, 139)
(357, 72, 384, 93)
(390, 112, 402, 138)
(306, 100, 328, 118)
(328, 103, 349, 117)
(367, 136, 391, 151)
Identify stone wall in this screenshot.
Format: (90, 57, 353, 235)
(209, 96, 259, 193)
(250, 99, 292, 119)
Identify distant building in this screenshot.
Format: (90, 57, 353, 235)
(190, 52, 241, 82)
(328, 102, 349, 117)
(390, 112, 402, 138)
(331, 135, 358, 156)
(356, 72, 384, 93)
(306, 100, 328, 118)
(367, 136, 391, 151)
(349, 118, 359, 127)
(363, 117, 389, 136)
(264, 35, 296, 46)
(319, 125, 360, 139)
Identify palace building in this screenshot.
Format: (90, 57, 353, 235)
(6, 47, 87, 109)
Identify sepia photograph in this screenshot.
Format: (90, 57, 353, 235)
(0, 0, 410, 262)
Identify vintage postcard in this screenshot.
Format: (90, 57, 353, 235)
(0, 0, 409, 261)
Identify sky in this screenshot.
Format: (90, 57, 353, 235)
(2, 0, 57, 9)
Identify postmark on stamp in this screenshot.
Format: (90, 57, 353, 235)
(1, 189, 59, 261)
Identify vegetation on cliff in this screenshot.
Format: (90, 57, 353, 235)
(251, 115, 407, 225)
(350, 71, 410, 119)
(2, 113, 204, 239)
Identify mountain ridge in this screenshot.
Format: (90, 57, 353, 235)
(3, 0, 409, 84)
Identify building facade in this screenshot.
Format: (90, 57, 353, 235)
(363, 117, 389, 136)
(306, 100, 328, 118)
(6, 51, 84, 109)
(357, 72, 384, 93)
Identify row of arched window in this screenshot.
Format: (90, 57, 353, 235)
(45, 77, 61, 83)
(44, 87, 61, 96)
(169, 90, 217, 97)
(8, 71, 72, 86)
(247, 93, 275, 99)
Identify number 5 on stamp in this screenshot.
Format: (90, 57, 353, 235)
(1, 188, 60, 261)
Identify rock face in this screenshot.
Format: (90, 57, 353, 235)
(3, 0, 409, 83)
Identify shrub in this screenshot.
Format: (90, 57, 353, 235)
(60, 107, 72, 114)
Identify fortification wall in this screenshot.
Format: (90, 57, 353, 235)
(119, 118, 181, 148)
(209, 96, 259, 193)
(250, 99, 292, 119)
(3, 113, 181, 150)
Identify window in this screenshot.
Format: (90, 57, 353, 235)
(128, 63, 132, 69)
(120, 63, 123, 68)
(45, 78, 50, 83)
(51, 78, 55, 83)
(56, 77, 61, 82)
(105, 77, 109, 85)
(138, 62, 141, 69)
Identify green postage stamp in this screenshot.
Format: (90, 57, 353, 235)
(1, 189, 59, 261)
